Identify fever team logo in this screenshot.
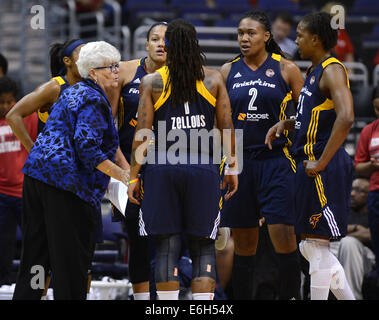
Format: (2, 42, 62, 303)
(309, 213, 322, 229)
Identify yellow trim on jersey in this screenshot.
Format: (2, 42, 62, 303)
(271, 53, 282, 62)
(279, 91, 293, 142)
(232, 56, 241, 63)
(321, 57, 350, 88)
(38, 110, 49, 123)
(118, 96, 125, 129)
(153, 66, 216, 110)
(196, 81, 216, 107)
(38, 76, 66, 123)
(154, 66, 171, 111)
(314, 174, 327, 207)
(52, 76, 65, 86)
(303, 98, 334, 159)
(283, 146, 296, 173)
(219, 155, 226, 176)
(314, 98, 334, 111)
(137, 58, 142, 66)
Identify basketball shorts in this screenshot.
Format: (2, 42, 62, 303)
(221, 149, 296, 228)
(139, 164, 222, 239)
(295, 148, 353, 239)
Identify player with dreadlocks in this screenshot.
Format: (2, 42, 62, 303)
(127, 19, 238, 300)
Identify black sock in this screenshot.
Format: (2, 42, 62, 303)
(232, 254, 256, 300)
(276, 250, 301, 300)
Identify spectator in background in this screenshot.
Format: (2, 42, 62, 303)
(75, 0, 104, 12)
(354, 86, 379, 285)
(329, 177, 376, 299)
(321, 2, 355, 63)
(0, 77, 38, 286)
(272, 12, 297, 58)
(0, 53, 8, 77)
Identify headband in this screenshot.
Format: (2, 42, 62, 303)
(61, 39, 85, 59)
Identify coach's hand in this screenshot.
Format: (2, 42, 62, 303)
(127, 178, 141, 205)
(222, 174, 238, 200)
(303, 160, 325, 178)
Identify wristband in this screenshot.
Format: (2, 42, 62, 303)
(127, 178, 139, 185)
(225, 168, 239, 176)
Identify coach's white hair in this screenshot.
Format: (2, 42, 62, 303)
(76, 41, 121, 78)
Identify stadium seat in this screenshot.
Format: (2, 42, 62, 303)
(213, 18, 239, 28)
(354, 0, 379, 9)
(171, 0, 208, 9)
(352, 0, 379, 14)
(372, 24, 379, 35)
(258, 0, 299, 11)
(214, 0, 252, 13)
(124, 0, 166, 9)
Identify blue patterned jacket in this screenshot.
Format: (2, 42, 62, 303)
(23, 79, 119, 211)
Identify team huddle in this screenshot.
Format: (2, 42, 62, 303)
(4, 10, 359, 300)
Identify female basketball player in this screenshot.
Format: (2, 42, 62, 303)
(127, 19, 238, 300)
(219, 10, 304, 300)
(266, 12, 355, 300)
(6, 39, 84, 149)
(114, 21, 167, 300)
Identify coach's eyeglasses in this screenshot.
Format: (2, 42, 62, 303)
(94, 63, 119, 73)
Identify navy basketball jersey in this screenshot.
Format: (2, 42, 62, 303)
(226, 53, 293, 153)
(292, 57, 350, 161)
(151, 66, 217, 171)
(118, 57, 148, 162)
(37, 76, 70, 133)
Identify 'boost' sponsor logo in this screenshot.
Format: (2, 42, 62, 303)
(238, 113, 269, 121)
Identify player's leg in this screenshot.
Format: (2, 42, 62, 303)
(267, 223, 301, 299)
(299, 237, 355, 300)
(154, 233, 181, 300)
(187, 235, 217, 300)
(221, 161, 258, 300)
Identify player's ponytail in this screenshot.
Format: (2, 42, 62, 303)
(49, 39, 83, 77)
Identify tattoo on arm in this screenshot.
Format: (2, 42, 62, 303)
(152, 74, 163, 94)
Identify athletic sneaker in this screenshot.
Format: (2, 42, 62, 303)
(215, 227, 230, 251)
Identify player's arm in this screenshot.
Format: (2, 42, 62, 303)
(304, 63, 354, 177)
(213, 70, 238, 200)
(110, 60, 138, 119)
(127, 73, 157, 204)
(219, 62, 232, 83)
(282, 58, 304, 104)
(6, 79, 60, 152)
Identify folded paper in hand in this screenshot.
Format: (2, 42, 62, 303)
(106, 178, 128, 215)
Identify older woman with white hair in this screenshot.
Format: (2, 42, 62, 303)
(13, 41, 130, 300)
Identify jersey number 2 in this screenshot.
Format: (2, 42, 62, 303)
(248, 88, 258, 111)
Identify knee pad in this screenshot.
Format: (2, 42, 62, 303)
(299, 239, 340, 274)
(188, 236, 216, 280)
(154, 234, 181, 283)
